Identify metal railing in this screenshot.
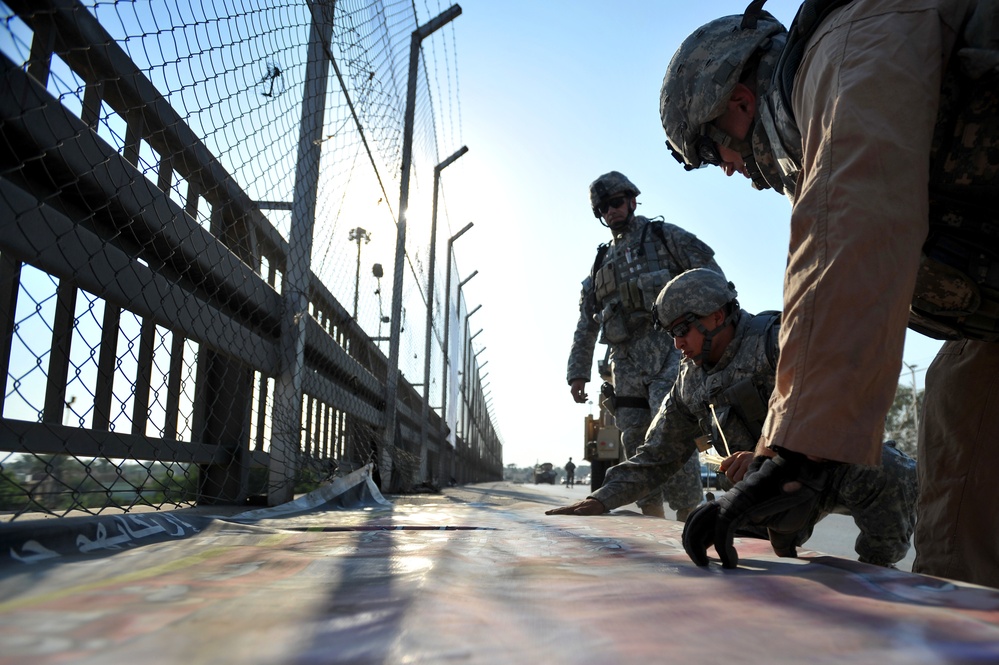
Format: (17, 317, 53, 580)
(0, 0, 502, 520)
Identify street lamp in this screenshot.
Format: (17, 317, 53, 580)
(348, 227, 370, 320)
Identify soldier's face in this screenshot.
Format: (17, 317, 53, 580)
(710, 84, 756, 180)
(671, 309, 725, 365)
(671, 315, 708, 363)
(600, 195, 634, 228)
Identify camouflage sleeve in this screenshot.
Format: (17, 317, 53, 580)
(566, 278, 599, 383)
(661, 222, 725, 278)
(590, 385, 701, 510)
(828, 443, 918, 566)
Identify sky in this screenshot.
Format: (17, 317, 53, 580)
(429, 0, 944, 468)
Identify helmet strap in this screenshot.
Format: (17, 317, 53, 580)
(689, 319, 716, 366)
(733, 119, 773, 191)
(690, 305, 740, 366)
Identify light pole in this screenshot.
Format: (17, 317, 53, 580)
(348, 227, 370, 320)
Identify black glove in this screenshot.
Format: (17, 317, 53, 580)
(682, 449, 833, 569)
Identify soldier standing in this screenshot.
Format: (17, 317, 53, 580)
(564, 457, 576, 489)
(659, 1, 999, 586)
(551, 269, 919, 569)
(566, 171, 723, 520)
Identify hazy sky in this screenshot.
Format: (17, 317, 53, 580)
(428, 0, 943, 467)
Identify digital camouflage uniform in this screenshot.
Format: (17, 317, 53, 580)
(567, 214, 721, 513)
(591, 308, 918, 566)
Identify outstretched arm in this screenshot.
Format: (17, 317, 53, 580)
(546, 498, 607, 516)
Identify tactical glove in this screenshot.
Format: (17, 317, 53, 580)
(682, 449, 833, 569)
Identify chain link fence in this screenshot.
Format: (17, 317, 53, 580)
(0, 0, 502, 521)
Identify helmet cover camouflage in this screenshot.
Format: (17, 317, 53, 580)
(589, 171, 641, 211)
(653, 268, 738, 328)
(659, 12, 786, 170)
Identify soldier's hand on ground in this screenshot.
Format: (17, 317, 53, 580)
(720, 451, 756, 483)
(569, 379, 589, 404)
(682, 450, 833, 568)
(545, 498, 607, 516)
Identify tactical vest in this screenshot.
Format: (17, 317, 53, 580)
(590, 218, 685, 343)
(704, 311, 780, 446)
(761, 0, 999, 341)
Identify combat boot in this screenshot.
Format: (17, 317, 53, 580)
(641, 503, 666, 519)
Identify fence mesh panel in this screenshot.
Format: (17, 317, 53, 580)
(0, 0, 501, 520)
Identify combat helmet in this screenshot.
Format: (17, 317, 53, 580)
(654, 268, 740, 365)
(659, 9, 785, 171)
(653, 268, 738, 331)
(589, 171, 640, 218)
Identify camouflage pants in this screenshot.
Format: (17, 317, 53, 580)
(805, 443, 918, 566)
(612, 348, 703, 513)
(719, 443, 916, 565)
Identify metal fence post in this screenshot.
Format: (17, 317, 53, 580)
(269, 1, 334, 505)
(384, 5, 462, 493)
(437, 223, 473, 485)
(420, 146, 467, 485)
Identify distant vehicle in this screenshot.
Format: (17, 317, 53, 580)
(533, 462, 557, 485)
(700, 464, 719, 489)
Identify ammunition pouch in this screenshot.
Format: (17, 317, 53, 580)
(594, 261, 617, 304)
(618, 279, 645, 313)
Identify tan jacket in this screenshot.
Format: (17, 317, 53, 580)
(760, 0, 975, 465)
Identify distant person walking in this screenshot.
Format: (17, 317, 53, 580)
(565, 458, 577, 488)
